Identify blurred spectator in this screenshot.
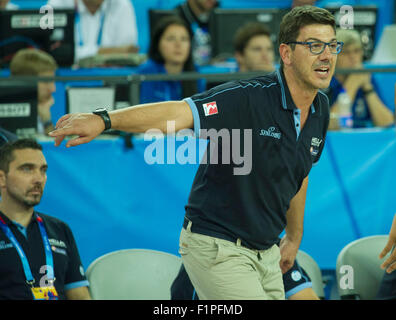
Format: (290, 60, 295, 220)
(327, 29, 394, 130)
(292, 0, 316, 8)
(48, 0, 139, 62)
(175, 0, 218, 66)
(0, 0, 18, 9)
(10, 48, 57, 136)
(234, 22, 275, 72)
(206, 22, 275, 90)
(137, 16, 204, 104)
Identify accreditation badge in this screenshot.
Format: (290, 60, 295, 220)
(31, 286, 59, 300)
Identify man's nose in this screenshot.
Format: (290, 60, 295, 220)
(49, 82, 56, 93)
(319, 44, 333, 59)
(32, 170, 45, 183)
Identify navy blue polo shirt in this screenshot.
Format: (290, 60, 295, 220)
(0, 211, 89, 300)
(183, 68, 329, 250)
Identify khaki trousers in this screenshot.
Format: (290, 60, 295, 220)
(179, 221, 285, 300)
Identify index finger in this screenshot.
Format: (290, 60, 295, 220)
(381, 256, 396, 273)
(48, 125, 76, 138)
(49, 120, 78, 147)
(379, 240, 393, 259)
(54, 113, 72, 130)
(54, 134, 65, 147)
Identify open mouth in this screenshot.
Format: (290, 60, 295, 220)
(314, 67, 329, 73)
(314, 66, 330, 78)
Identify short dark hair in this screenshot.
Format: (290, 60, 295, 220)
(278, 5, 336, 50)
(233, 22, 272, 54)
(0, 138, 42, 173)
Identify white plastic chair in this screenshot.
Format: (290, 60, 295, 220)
(296, 250, 325, 299)
(336, 235, 388, 300)
(86, 249, 181, 300)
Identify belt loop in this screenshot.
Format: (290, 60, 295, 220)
(236, 238, 242, 247)
(187, 220, 192, 232)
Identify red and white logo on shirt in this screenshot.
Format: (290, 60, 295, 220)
(202, 101, 218, 116)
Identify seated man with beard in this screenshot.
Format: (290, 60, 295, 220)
(0, 139, 90, 300)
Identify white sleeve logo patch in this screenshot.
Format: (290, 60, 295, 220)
(203, 101, 218, 116)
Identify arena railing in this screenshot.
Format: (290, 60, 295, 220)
(1, 67, 395, 106)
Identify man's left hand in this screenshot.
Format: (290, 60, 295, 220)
(279, 236, 299, 274)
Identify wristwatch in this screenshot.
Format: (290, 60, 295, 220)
(93, 108, 111, 131)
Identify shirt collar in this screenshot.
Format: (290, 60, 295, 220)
(0, 211, 12, 226)
(276, 67, 318, 116)
(0, 210, 36, 227)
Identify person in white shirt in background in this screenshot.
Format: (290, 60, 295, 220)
(0, 0, 18, 9)
(48, 0, 139, 62)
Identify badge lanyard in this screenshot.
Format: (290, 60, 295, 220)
(0, 214, 56, 299)
(75, 0, 106, 47)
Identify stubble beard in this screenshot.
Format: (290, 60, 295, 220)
(6, 186, 42, 209)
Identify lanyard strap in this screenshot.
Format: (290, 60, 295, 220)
(0, 214, 55, 286)
(75, 1, 106, 47)
(36, 215, 55, 281)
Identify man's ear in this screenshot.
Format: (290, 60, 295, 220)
(234, 52, 244, 70)
(279, 43, 292, 66)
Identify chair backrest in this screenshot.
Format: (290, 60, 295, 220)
(86, 249, 182, 300)
(336, 235, 388, 300)
(296, 250, 325, 299)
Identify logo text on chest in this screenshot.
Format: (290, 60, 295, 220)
(260, 127, 281, 139)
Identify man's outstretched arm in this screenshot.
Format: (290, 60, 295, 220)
(49, 100, 193, 148)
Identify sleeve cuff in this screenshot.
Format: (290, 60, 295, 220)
(285, 282, 313, 299)
(64, 280, 90, 291)
(184, 97, 201, 138)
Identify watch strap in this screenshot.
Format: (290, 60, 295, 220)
(93, 109, 111, 131)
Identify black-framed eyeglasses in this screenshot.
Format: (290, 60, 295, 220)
(285, 41, 344, 55)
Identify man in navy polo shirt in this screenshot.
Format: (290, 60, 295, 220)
(0, 139, 90, 300)
(171, 20, 321, 300)
(49, 5, 339, 299)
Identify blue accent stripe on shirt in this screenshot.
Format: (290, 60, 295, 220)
(293, 109, 301, 139)
(285, 282, 313, 299)
(276, 69, 287, 109)
(191, 82, 277, 103)
(184, 98, 201, 138)
(318, 90, 330, 109)
(64, 280, 90, 291)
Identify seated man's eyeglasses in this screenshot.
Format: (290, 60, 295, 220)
(285, 40, 344, 55)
